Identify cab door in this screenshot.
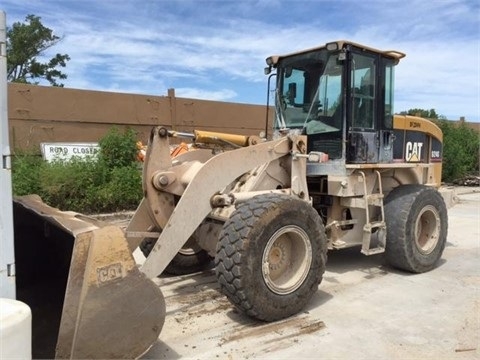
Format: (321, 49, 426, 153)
(378, 60, 395, 163)
(347, 52, 378, 163)
(346, 51, 395, 164)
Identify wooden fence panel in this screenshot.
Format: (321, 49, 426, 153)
(8, 83, 273, 151)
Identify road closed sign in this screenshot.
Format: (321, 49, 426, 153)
(40, 142, 100, 162)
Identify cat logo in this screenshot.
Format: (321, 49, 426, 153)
(405, 141, 423, 162)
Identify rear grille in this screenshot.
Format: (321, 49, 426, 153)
(308, 138, 342, 159)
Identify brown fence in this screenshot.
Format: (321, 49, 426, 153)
(8, 83, 273, 151)
(8, 83, 477, 152)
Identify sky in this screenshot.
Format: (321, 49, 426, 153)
(2, 0, 480, 121)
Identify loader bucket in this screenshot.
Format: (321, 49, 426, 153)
(13, 195, 165, 359)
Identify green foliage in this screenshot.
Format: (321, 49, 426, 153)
(99, 127, 138, 168)
(12, 128, 142, 213)
(95, 165, 143, 212)
(38, 158, 105, 212)
(7, 14, 70, 86)
(435, 120, 480, 183)
(400, 108, 439, 119)
(11, 151, 43, 196)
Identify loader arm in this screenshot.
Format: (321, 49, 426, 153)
(140, 127, 292, 278)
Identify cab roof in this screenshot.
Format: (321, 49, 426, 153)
(266, 40, 406, 67)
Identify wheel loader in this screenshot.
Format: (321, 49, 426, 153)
(7, 38, 448, 358)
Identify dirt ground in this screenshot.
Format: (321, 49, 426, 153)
(133, 187, 480, 359)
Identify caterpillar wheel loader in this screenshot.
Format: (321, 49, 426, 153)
(7, 37, 449, 359)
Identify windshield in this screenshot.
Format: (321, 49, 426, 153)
(275, 50, 343, 135)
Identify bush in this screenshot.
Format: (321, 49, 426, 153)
(99, 127, 138, 168)
(39, 158, 108, 212)
(95, 165, 142, 212)
(11, 151, 44, 196)
(12, 127, 143, 213)
(436, 120, 480, 183)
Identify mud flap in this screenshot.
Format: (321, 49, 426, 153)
(13, 195, 165, 359)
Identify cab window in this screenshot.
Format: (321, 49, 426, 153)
(350, 54, 376, 129)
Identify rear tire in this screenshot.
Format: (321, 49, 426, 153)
(215, 194, 327, 321)
(140, 236, 212, 275)
(384, 185, 448, 273)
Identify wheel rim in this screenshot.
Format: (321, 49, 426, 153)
(262, 225, 312, 295)
(414, 205, 441, 254)
(178, 236, 202, 256)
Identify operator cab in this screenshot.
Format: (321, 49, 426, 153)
(265, 41, 405, 173)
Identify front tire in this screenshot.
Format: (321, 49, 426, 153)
(215, 194, 327, 321)
(384, 185, 448, 273)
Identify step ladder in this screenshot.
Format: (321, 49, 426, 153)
(359, 170, 386, 255)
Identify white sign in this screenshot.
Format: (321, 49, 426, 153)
(40, 142, 100, 162)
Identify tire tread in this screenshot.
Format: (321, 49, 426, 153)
(215, 194, 327, 321)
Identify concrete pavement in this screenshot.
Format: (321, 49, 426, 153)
(141, 189, 480, 359)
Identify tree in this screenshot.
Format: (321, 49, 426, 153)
(7, 14, 70, 87)
(435, 120, 479, 182)
(399, 108, 439, 119)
